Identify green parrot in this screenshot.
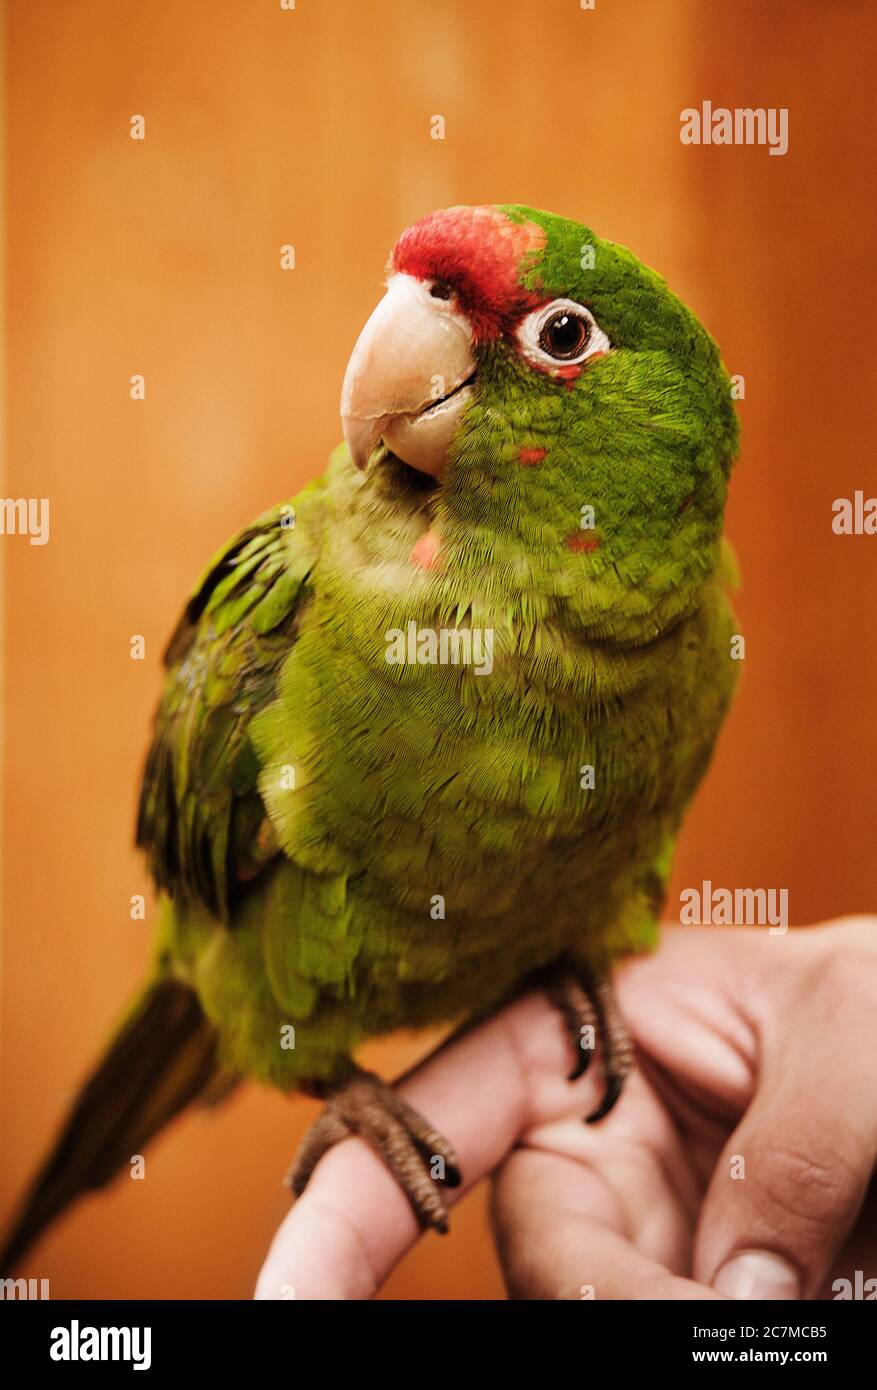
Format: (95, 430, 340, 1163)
(2, 204, 739, 1261)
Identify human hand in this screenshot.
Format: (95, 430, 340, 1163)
(255, 919, 877, 1299)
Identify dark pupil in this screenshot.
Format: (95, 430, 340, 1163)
(540, 311, 589, 359)
(430, 280, 453, 300)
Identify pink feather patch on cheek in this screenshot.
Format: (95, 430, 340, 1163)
(565, 532, 602, 554)
(409, 530, 443, 570)
(518, 447, 547, 466)
(555, 364, 582, 388)
(552, 350, 607, 390)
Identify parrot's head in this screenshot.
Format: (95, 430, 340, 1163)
(341, 205, 738, 638)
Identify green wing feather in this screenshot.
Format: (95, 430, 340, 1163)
(137, 488, 322, 920)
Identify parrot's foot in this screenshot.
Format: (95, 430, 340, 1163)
(547, 963, 634, 1122)
(286, 1066, 461, 1233)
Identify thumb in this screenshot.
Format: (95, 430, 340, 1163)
(694, 950, 877, 1300)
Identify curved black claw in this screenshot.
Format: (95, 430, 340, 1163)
(547, 970, 600, 1082)
(438, 1159, 462, 1189)
(547, 962, 633, 1122)
(585, 1073, 624, 1124)
(567, 1047, 595, 1083)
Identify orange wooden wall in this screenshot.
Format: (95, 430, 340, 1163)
(2, 0, 875, 1299)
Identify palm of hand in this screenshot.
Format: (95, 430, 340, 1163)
(257, 921, 877, 1300)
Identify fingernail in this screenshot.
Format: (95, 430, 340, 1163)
(713, 1250, 801, 1300)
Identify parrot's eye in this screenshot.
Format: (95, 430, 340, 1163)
(516, 298, 610, 371)
(540, 310, 589, 358)
(429, 280, 453, 301)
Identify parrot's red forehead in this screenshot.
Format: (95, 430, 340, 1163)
(390, 205, 545, 341)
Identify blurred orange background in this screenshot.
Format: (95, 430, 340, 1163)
(2, 0, 876, 1299)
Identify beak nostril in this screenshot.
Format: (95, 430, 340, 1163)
(429, 280, 453, 301)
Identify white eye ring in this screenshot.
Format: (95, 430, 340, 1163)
(516, 298, 611, 371)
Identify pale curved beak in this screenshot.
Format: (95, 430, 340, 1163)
(340, 273, 475, 479)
